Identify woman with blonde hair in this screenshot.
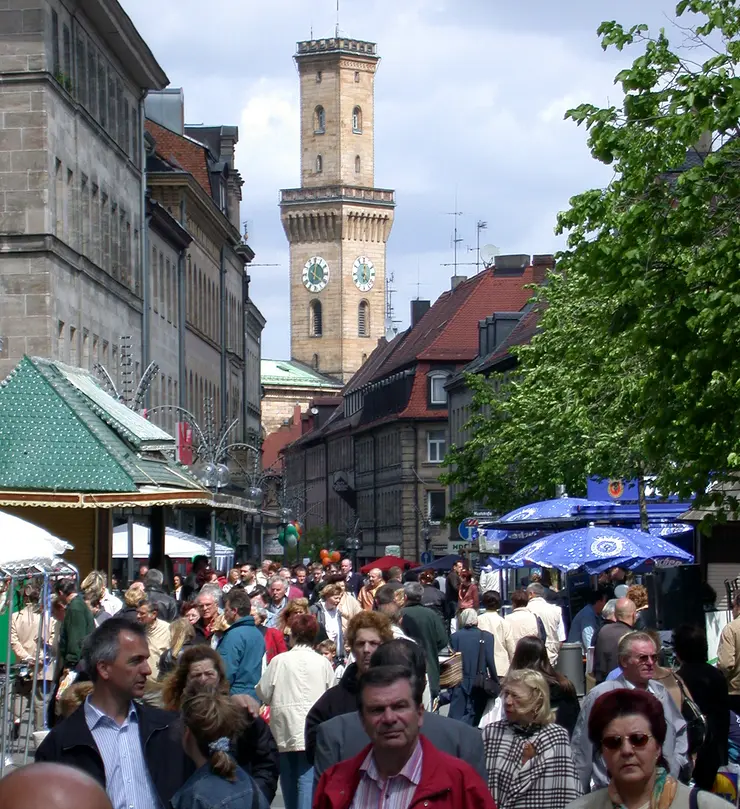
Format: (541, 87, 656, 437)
(172, 684, 269, 809)
(158, 617, 195, 679)
(278, 598, 328, 645)
(484, 669, 581, 809)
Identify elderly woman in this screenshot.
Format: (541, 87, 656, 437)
(278, 598, 328, 646)
(510, 635, 580, 736)
(449, 607, 498, 725)
(478, 590, 516, 678)
(310, 583, 343, 656)
(565, 688, 728, 809)
(257, 613, 334, 809)
(162, 645, 279, 804)
(485, 669, 581, 809)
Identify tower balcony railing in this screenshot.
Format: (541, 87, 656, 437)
(296, 39, 377, 56)
(280, 185, 395, 206)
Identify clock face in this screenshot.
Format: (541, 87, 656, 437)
(302, 256, 330, 293)
(352, 256, 375, 292)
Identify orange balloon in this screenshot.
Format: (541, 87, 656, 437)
(322, 557, 331, 567)
(331, 551, 341, 563)
(320, 549, 329, 559)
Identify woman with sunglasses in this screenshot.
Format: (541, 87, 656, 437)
(565, 688, 728, 809)
(483, 669, 581, 809)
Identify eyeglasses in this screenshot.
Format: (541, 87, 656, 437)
(601, 733, 653, 750)
(632, 654, 658, 664)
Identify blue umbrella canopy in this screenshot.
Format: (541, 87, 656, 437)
(496, 498, 614, 526)
(504, 525, 694, 573)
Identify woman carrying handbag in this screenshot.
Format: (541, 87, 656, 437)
(449, 608, 498, 725)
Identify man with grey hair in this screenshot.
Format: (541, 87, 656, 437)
(526, 582, 565, 666)
(196, 584, 222, 641)
(143, 569, 177, 622)
(265, 575, 288, 628)
(36, 618, 190, 808)
(593, 596, 636, 683)
(401, 581, 448, 702)
(572, 630, 688, 792)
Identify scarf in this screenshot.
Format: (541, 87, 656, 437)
(607, 767, 678, 809)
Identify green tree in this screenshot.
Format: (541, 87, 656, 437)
(448, 0, 740, 523)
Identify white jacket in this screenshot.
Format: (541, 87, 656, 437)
(256, 644, 334, 752)
(505, 607, 540, 646)
(477, 610, 516, 676)
(527, 596, 564, 666)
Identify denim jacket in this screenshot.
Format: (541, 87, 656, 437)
(170, 763, 269, 809)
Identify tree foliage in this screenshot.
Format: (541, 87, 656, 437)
(446, 0, 740, 523)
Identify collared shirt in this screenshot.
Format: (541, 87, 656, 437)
(84, 697, 160, 809)
(350, 740, 423, 809)
(265, 597, 288, 628)
(567, 603, 599, 651)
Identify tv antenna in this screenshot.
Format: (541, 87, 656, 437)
(410, 260, 429, 299)
(444, 196, 464, 276)
(384, 272, 401, 340)
(335, 0, 340, 37)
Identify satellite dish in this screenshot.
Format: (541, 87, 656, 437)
(480, 244, 499, 268)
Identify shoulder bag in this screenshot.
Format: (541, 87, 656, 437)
(473, 637, 499, 699)
(675, 673, 708, 754)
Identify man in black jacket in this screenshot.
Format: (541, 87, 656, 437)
(36, 618, 191, 808)
(593, 597, 636, 682)
(304, 610, 394, 764)
(314, 639, 487, 780)
(143, 569, 177, 622)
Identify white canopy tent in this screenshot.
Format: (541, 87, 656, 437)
(112, 523, 234, 571)
(0, 510, 73, 566)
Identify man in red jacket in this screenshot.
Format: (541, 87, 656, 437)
(313, 664, 496, 809)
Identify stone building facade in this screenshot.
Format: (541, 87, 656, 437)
(0, 0, 168, 382)
(279, 37, 395, 383)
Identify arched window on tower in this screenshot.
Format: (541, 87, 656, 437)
(358, 300, 369, 336)
(352, 106, 362, 133)
(315, 154, 323, 173)
(312, 353, 320, 370)
(310, 299, 323, 336)
(355, 155, 361, 174)
(315, 105, 325, 134)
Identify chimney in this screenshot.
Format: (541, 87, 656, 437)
(450, 275, 468, 290)
(410, 299, 430, 328)
(493, 255, 529, 275)
(532, 254, 555, 283)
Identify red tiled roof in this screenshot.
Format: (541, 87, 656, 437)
(145, 119, 212, 197)
(399, 361, 449, 420)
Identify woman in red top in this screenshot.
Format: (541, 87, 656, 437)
(458, 570, 480, 612)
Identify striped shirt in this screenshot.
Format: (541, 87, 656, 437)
(84, 697, 160, 809)
(350, 740, 423, 809)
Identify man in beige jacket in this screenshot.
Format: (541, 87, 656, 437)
(526, 582, 565, 666)
(11, 585, 57, 731)
(477, 590, 516, 677)
(135, 598, 171, 682)
(718, 590, 740, 714)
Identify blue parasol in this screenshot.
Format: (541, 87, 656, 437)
(495, 498, 614, 526)
(502, 525, 693, 573)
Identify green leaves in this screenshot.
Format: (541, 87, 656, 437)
(448, 0, 740, 525)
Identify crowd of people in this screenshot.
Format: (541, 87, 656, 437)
(0, 556, 735, 809)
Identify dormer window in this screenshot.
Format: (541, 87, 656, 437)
(429, 372, 449, 406)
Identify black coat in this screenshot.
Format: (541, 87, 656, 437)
(35, 701, 192, 807)
(421, 584, 446, 622)
(678, 661, 731, 790)
(344, 572, 364, 597)
(145, 584, 178, 622)
(549, 680, 580, 737)
(234, 712, 280, 804)
(304, 662, 360, 765)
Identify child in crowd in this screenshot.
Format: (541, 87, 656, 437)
(172, 684, 269, 809)
(315, 639, 345, 683)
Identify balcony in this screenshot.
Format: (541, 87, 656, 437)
(280, 185, 395, 207)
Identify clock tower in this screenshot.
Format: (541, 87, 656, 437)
(280, 37, 395, 382)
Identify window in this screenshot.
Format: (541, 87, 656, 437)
(358, 300, 369, 336)
(312, 354, 320, 370)
(316, 71, 322, 83)
(62, 25, 71, 86)
(310, 299, 322, 336)
(51, 11, 60, 76)
(98, 60, 106, 127)
(131, 104, 139, 167)
(427, 429, 447, 463)
(87, 47, 96, 118)
(429, 373, 448, 405)
(352, 106, 362, 133)
(108, 67, 116, 136)
(315, 106, 325, 134)
(76, 34, 86, 106)
(354, 71, 360, 82)
(315, 154, 323, 173)
(355, 155, 361, 174)
(428, 491, 446, 523)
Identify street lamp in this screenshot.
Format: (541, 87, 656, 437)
(195, 461, 231, 567)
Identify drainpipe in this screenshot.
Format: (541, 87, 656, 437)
(242, 268, 249, 441)
(178, 195, 187, 410)
(139, 93, 150, 404)
(220, 246, 227, 427)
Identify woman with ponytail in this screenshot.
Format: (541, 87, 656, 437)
(172, 685, 270, 809)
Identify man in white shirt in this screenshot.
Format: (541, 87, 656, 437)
(526, 582, 565, 665)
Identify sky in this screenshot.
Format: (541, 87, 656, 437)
(121, 0, 682, 359)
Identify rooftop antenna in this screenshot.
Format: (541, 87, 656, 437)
(475, 220, 487, 273)
(445, 192, 463, 280)
(411, 259, 428, 299)
(335, 0, 340, 38)
(384, 271, 400, 340)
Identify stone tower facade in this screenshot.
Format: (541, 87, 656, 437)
(280, 38, 395, 382)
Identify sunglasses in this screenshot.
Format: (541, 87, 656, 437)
(602, 733, 653, 750)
